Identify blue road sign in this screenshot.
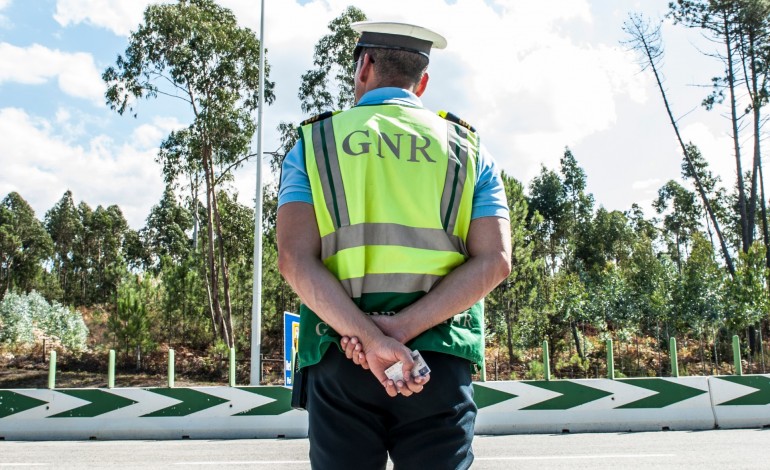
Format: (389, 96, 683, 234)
(283, 312, 300, 387)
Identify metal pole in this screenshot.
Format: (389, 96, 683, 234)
(250, 0, 265, 386)
(542, 340, 550, 381)
(230, 347, 237, 387)
(606, 339, 615, 380)
(48, 350, 56, 389)
(733, 334, 742, 376)
(108, 350, 116, 388)
(669, 337, 679, 377)
(168, 349, 175, 388)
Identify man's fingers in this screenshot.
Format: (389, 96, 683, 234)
(357, 352, 369, 369)
(382, 379, 398, 398)
(404, 374, 428, 394)
(341, 336, 361, 360)
(396, 380, 414, 397)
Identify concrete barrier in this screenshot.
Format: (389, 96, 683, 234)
(708, 374, 770, 430)
(473, 377, 713, 434)
(0, 386, 307, 440)
(1, 375, 768, 440)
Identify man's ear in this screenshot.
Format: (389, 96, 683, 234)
(414, 72, 430, 97)
(359, 52, 375, 83)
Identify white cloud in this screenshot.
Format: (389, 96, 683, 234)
(0, 107, 165, 228)
(632, 178, 662, 191)
(131, 116, 186, 149)
(0, 0, 11, 9)
(0, 43, 104, 105)
(54, 0, 156, 36)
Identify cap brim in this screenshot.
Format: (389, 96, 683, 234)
(351, 21, 447, 49)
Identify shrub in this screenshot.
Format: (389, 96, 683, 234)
(0, 290, 88, 351)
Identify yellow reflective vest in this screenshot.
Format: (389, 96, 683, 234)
(297, 103, 484, 369)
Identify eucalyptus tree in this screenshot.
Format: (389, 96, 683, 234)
(142, 185, 193, 273)
(670, 0, 770, 265)
(623, 13, 735, 275)
(103, 0, 274, 348)
(528, 165, 569, 276)
(0, 192, 53, 297)
(653, 180, 703, 272)
(81, 204, 130, 305)
(45, 191, 82, 303)
(560, 148, 594, 240)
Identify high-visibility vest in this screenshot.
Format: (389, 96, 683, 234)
(296, 103, 484, 369)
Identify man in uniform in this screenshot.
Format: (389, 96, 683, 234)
(277, 20, 511, 469)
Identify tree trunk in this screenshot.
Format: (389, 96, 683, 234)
(747, 29, 760, 249)
(571, 320, 584, 360)
(631, 16, 735, 276)
(211, 188, 235, 348)
(505, 301, 515, 368)
(201, 144, 229, 347)
(760, 162, 770, 272)
(723, 16, 751, 252)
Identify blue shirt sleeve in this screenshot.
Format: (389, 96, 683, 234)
(277, 139, 313, 207)
(472, 144, 510, 220)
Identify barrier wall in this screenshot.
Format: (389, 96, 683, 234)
(1, 375, 769, 440)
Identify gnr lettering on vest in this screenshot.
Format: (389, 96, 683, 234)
(341, 129, 436, 163)
(443, 312, 473, 328)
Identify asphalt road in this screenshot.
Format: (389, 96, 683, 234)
(1, 428, 768, 469)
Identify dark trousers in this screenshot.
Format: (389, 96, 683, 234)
(306, 347, 476, 470)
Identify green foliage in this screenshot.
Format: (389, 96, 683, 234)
(298, 6, 367, 115)
(725, 242, 769, 331)
(0, 192, 53, 296)
(142, 185, 193, 272)
(110, 276, 156, 358)
(0, 291, 88, 351)
(525, 361, 545, 380)
(672, 232, 725, 334)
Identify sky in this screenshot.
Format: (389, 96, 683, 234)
(0, 0, 747, 229)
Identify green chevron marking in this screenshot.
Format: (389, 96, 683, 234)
(615, 379, 706, 408)
(717, 376, 770, 406)
(0, 391, 48, 418)
(472, 384, 517, 409)
(521, 381, 612, 410)
(235, 387, 293, 416)
(50, 389, 138, 418)
(141, 388, 229, 417)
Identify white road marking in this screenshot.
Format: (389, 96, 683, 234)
(475, 453, 676, 461)
(176, 461, 310, 465)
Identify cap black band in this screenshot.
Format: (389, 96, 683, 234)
(355, 32, 433, 59)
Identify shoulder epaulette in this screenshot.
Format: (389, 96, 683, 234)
(438, 110, 476, 133)
(300, 110, 341, 126)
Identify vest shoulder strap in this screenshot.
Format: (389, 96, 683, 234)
(300, 110, 341, 127)
(437, 110, 476, 133)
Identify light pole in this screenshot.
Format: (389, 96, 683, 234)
(250, 0, 266, 385)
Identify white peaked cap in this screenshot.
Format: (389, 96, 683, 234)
(351, 21, 447, 59)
